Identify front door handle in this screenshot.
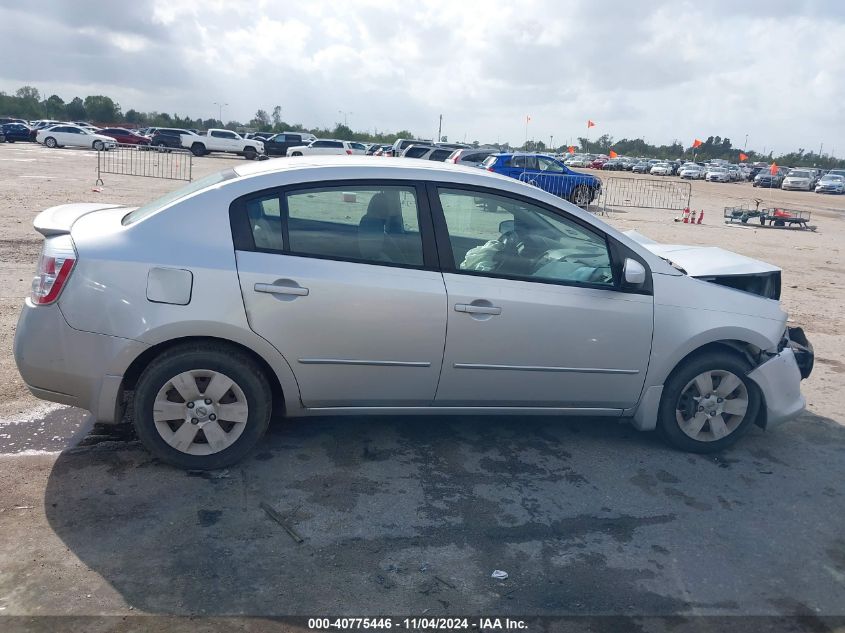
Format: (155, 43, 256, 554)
(455, 303, 501, 315)
(255, 282, 309, 296)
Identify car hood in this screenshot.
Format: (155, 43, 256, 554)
(625, 231, 780, 277)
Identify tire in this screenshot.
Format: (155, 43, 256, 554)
(190, 143, 206, 157)
(291, 151, 302, 157)
(243, 147, 258, 160)
(155, 141, 169, 153)
(133, 343, 273, 470)
(570, 184, 592, 206)
(44, 137, 57, 148)
(93, 140, 104, 151)
(657, 351, 761, 453)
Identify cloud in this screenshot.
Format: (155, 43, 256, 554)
(0, 0, 842, 153)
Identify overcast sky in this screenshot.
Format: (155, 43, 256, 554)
(1, 0, 843, 154)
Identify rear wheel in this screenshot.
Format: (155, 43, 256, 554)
(570, 184, 592, 206)
(92, 140, 104, 151)
(657, 352, 760, 453)
(44, 137, 57, 148)
(133, 343, 272, 470)
(291, 151, 303, 157)
(190, 143, 206, 157)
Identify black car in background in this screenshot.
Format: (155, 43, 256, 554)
(262, 132, 313, 156)
(148, 128, 194, 150)
(753, 168, 787, 188)
(1, 122, 32, 142)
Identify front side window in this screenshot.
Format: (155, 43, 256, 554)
(285, 186, 423, 266)
(438, 188, 614, 287)
(538, 157, 564, 173)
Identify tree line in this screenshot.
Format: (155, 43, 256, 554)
(1, 85, 841, 168)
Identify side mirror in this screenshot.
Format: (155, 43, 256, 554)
(623, 258, 647, 287)
(498, 219, 514, 234)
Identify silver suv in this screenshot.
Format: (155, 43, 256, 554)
(14, 158, 811, 469)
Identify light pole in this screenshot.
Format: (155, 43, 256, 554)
(213, 102, 228, 124)
(744, 134, 748, 152)
(338, 110, 353, 127)
(550, 135, 554, 152)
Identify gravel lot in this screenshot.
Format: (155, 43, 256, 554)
(1, 143, 843, 625)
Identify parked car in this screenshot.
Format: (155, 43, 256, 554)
(482, 153, 601, 206)
(632, 161, 651, 174)
(180, 129, 265, 159)
(399, 145, 454, 161)
(36, 124, 117, 150)
(13, 157, 812, 469)
(261, 132, 313, 157)
(0, 129, 5, 143)
(391, 138, 433, 155)
(650, 162, 673, 176)
(444, 148, 496, 167)
(679, 164, 704, 180)
(705, 167, 730, 183)
(781, 169, 814, 191)
(601, 159, 625, 171)
(826, 169, 845, 179)
(726, 165, 742, 181)
(1, 122, 32, 142)
(286, 139, 367, 157)
(0, 116, 27, 125)
(566, 155, 592, 167)
(97, 127, 151, 145)
(814, 174, 845, 194)
(753, 169, 785, 188)
(149, 128, 195, 150)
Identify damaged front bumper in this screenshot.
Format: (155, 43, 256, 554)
(748, 328, 814, 428)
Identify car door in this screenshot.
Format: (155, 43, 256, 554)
(430, 185, 654, 410)
(233, 181, 448, 407)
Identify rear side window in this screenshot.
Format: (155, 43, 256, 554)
(430, 149, 452, 161)
(123, 169, 238, 225)
(481, 156, 498, 168)
(286, 186, 423, 266)
(405, 147, 429, 158)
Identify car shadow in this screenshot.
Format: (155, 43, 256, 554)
(42, 411, 845, 617)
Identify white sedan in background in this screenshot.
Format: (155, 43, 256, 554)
(705, 167, 731, 182)
(650, 162, 673, 176)
(36, 125, 117, 151)
(781, 169, 814, 191)
(286, 139, 367, 157)
(679, 164, 704, 179)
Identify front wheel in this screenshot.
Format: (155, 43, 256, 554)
(133, 343, 272, 470)
(291, 151, 302, 157)
(190, 143, 206, 157)
(569, 184, 593, 206)
(93, 140, 104, 151)
(657, 352, 761, 453)
(243, 147, 257, 160)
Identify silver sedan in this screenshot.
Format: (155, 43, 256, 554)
(14, 158, 812, 469)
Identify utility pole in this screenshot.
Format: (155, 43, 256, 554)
(213, 102, 228, 124)
(338, 110, 353, 127)
(437, 114, 442, 143)
(819, 142, 824, 158)
(744, 134, 748, 152)
(550, 135, 554, 151)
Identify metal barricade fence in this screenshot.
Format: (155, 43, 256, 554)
(516, 172, 599, 209)
(96, 144, 193, 185)
(597, 176, 691, 213)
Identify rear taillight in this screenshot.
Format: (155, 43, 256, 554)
(31, 235, 76, 305)
(346, 149, 352, 155)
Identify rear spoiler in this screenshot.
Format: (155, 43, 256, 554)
(33, 203, 124, 237)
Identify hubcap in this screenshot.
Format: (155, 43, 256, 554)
(676, 369, 748, 442)
(152, 369, 249, 456)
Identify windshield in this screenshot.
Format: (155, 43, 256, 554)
(122, 169, 238, 225)
(789, 171, 810, 178)
(821, 175, 843, 183)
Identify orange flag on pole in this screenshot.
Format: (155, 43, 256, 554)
(587, 120, 596, 128)
(692, 138, 703, 149)
(567, 146, 575, 154)
(770, 162, 778, 175)
(609, 150, 618, 158)
(739, 152, 748, 161)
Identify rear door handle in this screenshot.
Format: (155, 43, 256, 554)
(255, 282, 309, 296)
(455, 303, 501, 315)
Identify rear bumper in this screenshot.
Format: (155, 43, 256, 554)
(747, 347, 807, 428)
(13, 300, 148, 423)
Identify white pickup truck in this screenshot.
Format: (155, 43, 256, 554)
(181, 129, 265, 159)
